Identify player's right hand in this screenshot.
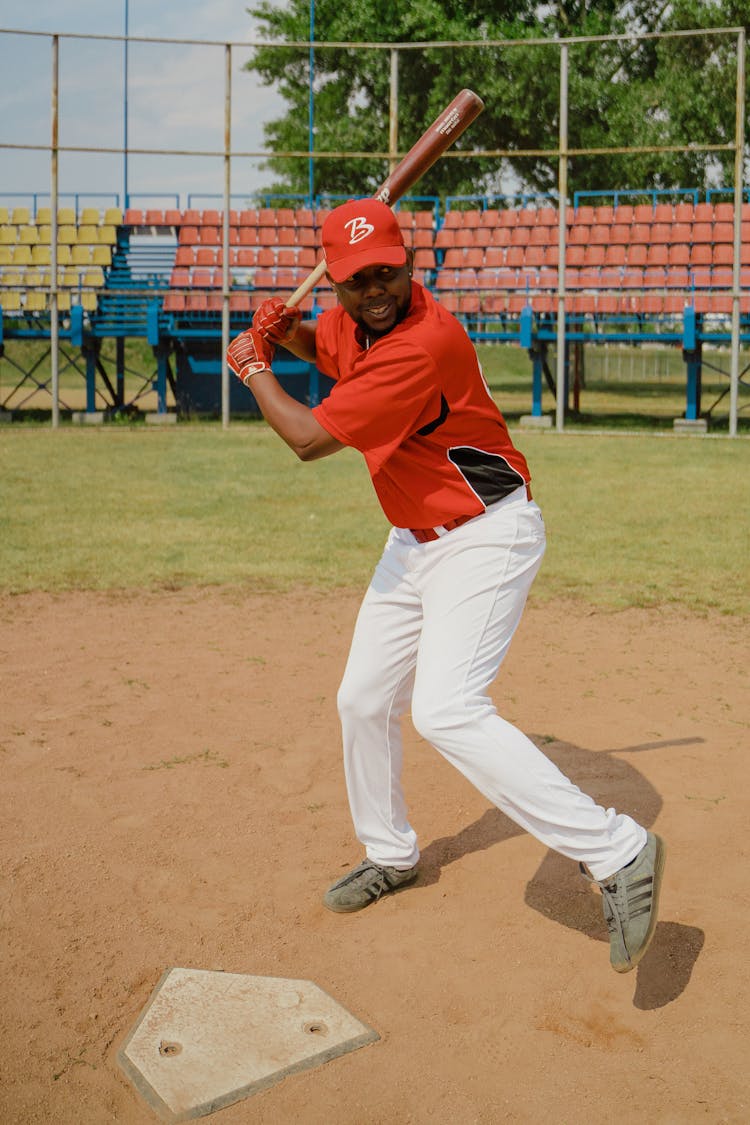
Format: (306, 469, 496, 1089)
(252, 296, 302, 344)
(227, 328, 275, 387)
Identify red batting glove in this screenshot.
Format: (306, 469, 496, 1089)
(252, 296, 302, 344)
(227, 328, 275, 387)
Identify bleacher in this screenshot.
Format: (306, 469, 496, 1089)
(0, 204, 120, 315)
(1, 193, 749, 420)
(3, 196, 750, 329)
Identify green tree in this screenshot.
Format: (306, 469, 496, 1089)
(245, 1, 749, 202)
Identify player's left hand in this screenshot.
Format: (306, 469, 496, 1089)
(227, 328, 275, 387)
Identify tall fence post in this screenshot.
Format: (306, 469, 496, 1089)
(50, 35, 60, 429)
(729, 27, 746, 438)
(221, 42, 232, 430)
(555, 42, 569, 434)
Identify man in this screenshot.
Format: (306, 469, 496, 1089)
(227, 198, 665, 973)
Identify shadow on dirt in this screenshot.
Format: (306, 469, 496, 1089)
(419, 735, 705, 1007)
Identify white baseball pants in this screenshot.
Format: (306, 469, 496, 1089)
(337, 486, 646, 884)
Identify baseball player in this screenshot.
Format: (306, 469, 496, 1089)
(227, 198, 665, 973)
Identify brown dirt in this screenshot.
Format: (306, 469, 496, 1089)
(1, 589, 747, 1124)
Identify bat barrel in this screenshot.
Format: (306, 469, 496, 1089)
(284, 89, 485, 309)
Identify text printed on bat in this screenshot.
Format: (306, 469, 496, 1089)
(436, 108, 462, 136)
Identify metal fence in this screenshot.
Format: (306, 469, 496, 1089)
(0, 24, 746, 433)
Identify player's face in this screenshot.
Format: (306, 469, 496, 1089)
(331, 254, 413, 339)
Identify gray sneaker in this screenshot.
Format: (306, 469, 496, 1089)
(323, 859, 419, 913)
(583, 832, 666, 973)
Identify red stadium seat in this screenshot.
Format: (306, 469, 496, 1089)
(229, 292, 252, 313)
(627, 244, 648, 267)
(537, 207, 558, 227)
(568, 224, 590, 245)
(603, 244, 626, 267)
(583, 246, 605, 267)
(163, 292, 186, 313)
(712, 243, 735, 266)
(689, 244, 712, 266)
(668, 244, 690, 266)
(646, 244, 668, 266)
(613, 204, 635, 224)
(713, 202, 734, 223)
(674, 201, 695, 222)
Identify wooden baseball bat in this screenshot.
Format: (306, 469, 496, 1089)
(284, 89, 485, 308)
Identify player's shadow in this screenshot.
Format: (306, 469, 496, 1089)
(419, 735, 705, 1007)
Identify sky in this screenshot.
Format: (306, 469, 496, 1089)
(0, 1, 290, 212)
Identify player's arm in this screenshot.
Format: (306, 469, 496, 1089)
(227, 327, 343, 462)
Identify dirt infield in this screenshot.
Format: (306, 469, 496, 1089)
(1, 588, 747, 1124)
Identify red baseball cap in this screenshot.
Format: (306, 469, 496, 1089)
(322, 198, 407, 283)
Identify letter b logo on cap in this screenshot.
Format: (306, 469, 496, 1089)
(344, 216, 375, 245)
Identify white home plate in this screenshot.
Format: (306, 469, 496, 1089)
(118, 968, 379, 1122)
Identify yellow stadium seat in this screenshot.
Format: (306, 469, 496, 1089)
(91, 244, 111, 266)
(35, 207, 52, 225)
(36, 224, 51, 244)
(79, 207, 100, 225)
(58, 225, 77, 245)
(61, 266, 79, 287)
(0, 247, 12, 265)
(11, 245, 32, 265)
(104, 207, 123, 226)
(83, 267, 105, 287)
(55, 245, 72, 265)
(1, 269, 22, 286)
(23, 267, 43, 286)
(98, 225, 117, 245)
(71, 244, 92, 266)
(78, 290, 98, 311)
(0, 226, 16, 245)
(18, 225, 39, 245)
(56, 290, 71, 312)
(77, 224, 99, 244)
(1, 291, 22, 312)
(25, 291, 48, 313)
(0, 207, 8, 224)
(57, 207, 76, 225)
(11, 206, 30, 225)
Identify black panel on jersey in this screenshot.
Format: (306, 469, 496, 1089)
(416, 393, 449, 436)
(448, 446, 525, 506)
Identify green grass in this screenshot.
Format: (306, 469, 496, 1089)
(1, 425, 747, 614)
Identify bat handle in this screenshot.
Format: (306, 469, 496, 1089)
(285, 259, 327, 310)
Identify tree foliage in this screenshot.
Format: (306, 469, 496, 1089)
(245, 1, 750, 201)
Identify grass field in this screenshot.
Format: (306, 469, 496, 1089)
(1, 425, 747, 614)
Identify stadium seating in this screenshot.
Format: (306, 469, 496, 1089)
(3, 195, 749, 334)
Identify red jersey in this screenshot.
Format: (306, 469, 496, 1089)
(312, 283, 530, 529)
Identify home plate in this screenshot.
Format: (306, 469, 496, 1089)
(117, 968, 379, 1122)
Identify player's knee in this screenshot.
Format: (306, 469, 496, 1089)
(410, 692, 454, 744)
(337, 674, 387, 727)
